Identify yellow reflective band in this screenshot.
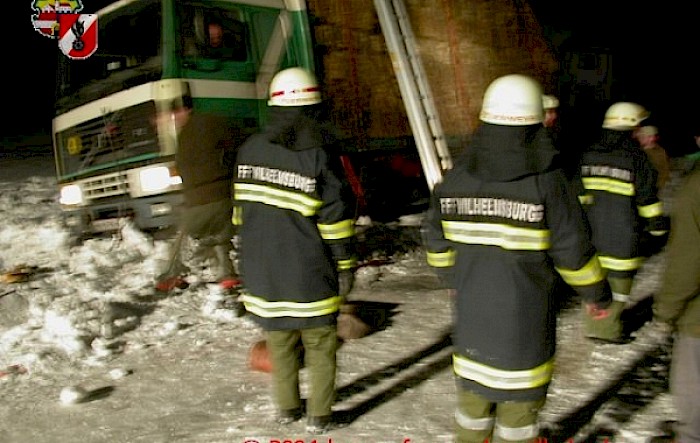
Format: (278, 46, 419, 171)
(442, 220, 550, 251)
(317, 219, 356, 240)
(578, 194, 594, 205)
(453, 354, 554, 390)
(426, 249, 456, 268)
(234, 183, 322, 216)
(555, 254, 606, 286)
(232, 206, 243, 226)
(598, 255, 644, 271)
(240, 294, 342, 318)
(582, 177, 635, 196)
(638, 201, 664, 218)
(336, 257, 357, 271)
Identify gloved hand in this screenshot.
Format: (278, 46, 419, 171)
(219, 278, 246, 317)
(338, 270, 355, 298)
(220, 278, 243, 295)
(639, 230, 669, 257)
(585, 302, 610, 320)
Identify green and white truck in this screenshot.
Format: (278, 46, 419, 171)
(53, 0, 320, 239)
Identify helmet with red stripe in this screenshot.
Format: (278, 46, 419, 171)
(268, 67, 322, 107)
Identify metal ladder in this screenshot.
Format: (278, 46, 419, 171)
(373, 0, 453, 190)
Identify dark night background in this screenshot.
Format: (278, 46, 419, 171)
(3, 1, 699, 155)
(530, 0, 700, 156)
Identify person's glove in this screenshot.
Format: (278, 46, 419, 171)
(338, 270, 355, 298)
(585, 302, 610, 320)
(219, 278, 246, 317)
(220, 278, 243, 294)
(639, 230, 669, 257)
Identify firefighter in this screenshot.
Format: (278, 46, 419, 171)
(577, 102, 669, 344)
(231, 67, 357, 434)
(423, 74, 612, 443)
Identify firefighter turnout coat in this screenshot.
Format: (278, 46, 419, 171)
(423, 124, 611, 402)
(232, 106, 357, 331)
(577, 130, 668, 279)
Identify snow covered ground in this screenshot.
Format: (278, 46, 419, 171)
(0, 147, 683, 443)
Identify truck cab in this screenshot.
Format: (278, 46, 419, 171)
(53, 0, 315, 239)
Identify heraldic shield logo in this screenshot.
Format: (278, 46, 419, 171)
(31, 0, 98, 59)
(31, 0, 83, 38)
(58, 14, 98, 59)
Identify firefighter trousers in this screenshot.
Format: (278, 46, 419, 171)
(266, 325, 337, 418)
(455, 388, 545, 443)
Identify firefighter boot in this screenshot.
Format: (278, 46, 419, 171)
(155, 275, 189, 293)
(219, 278, 246, 317)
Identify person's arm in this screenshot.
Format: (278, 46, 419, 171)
(636, 150, 668, 235)
(422, 184, 456, 288)
(546, 170, 612, 312)
(317, 149, 358, 296)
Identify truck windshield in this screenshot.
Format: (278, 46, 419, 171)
(54, 0, 162, 114)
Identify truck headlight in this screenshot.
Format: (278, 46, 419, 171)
(129, 163, 182, 197)
(139, 166, 173, 193)
(59, 184, 84, 205)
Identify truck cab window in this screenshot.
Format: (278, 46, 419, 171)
(181, 8, 248, 62)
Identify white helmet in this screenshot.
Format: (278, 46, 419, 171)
(602, 102, 649, 130)
(637, 125, 658, 137)
(542, 94, 559, 110)
(479, 74, 543, 126)
(268, 67, 322, 107)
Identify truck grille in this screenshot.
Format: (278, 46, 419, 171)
(81, 170, 130, 200)
(57, 101, 159, 177)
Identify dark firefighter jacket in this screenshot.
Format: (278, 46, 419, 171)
(423, 124, 612, 402)
(576, 129, 668, 279)
(232, 106, 357, 331)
